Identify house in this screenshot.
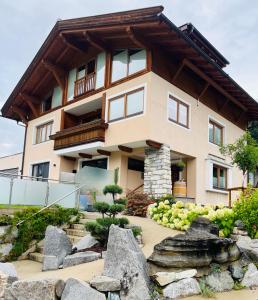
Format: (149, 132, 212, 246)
(1, 6, 258, 205)
(0, 153, 23, 177)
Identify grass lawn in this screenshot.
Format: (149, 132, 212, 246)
(0, 204, 43, 209)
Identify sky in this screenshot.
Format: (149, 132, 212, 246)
(0, 0, 258, 157)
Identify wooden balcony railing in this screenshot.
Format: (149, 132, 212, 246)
(50, 120, 108, 150)
(74, 72, 96, 97)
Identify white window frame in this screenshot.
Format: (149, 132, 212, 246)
(32, 119, 54, 145)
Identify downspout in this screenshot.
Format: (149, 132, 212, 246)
(20, 124, 27, 178)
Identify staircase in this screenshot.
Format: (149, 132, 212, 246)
(28, 212, 98, 263)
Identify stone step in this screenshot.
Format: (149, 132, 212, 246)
(70, 223, 85, 230)
(65, 228, 87, 237)
(79, 218, 90, 225)
(29, 252, 44, 263)
(67, 235, 83, 244)
(38, 246, 44, 254)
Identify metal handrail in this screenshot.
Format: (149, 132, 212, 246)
(0, 171, 77, 184)
(17, 183, 87, 226)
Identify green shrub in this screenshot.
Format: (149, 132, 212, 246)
(8, 206, 79, 260)
(93, 202, 125, 218)
(85, 216, 130, 246)
(233, 187, 258, 238)
(93, 202, 110, 217)
(156, 194, 175, 205)
(115, 198, 128, 206)
(0, 215, 13, 226)
(103, 184, 123, 201)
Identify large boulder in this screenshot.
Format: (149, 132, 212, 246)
(73, 235, 99, 251)
(63, 251, 100, 268)
(103, 225, 151, 300)
(61, 278, 105, 300)
(43, 226, 72, 270)
(205, 271, 234, 292)
(228, 263, 244, 280)
(237, 236, 258, 262)
(0, 263, 18, 284)
(241, 263, 258, 287)
(153, 269, 197, 287)
(0, 244, 13, 262)
(5, 278, 65, 300)
(163, 278, 201, 299)
(90, 275, 121, 292)
(148, 217, 240, 269)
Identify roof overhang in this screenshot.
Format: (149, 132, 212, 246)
(1, 5, 258, 122)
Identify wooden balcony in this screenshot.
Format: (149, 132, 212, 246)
(50, 120, 108, 150)
(74, 72, 96, 97)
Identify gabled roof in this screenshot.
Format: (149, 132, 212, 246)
(1, 6, 258, 121)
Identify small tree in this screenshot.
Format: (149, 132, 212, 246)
(220, 132, 258, 186)
(103, 184, 123, 201)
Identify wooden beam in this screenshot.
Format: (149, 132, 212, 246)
(63, 156, 76, 161)
(60, 33, 86, 54)
(19, 93, 40, 103)
(198, 83, 210, 100)
(146, 140, 162, 149)
(11, 106, 28, 125)
(118, 145, 133, 153)
(97, 149, 111, 156)
(101, 93, 106, 121)
(184, 59, 247, 112)
(23, 99, 38, 118)
(79, 153, 93, 159)
(126, 26, 147, 49)
(219, 99, 230, 111)
(172, 61, 184, 83)
(83, 31, 109, 52)
(42, 59, 66, 90)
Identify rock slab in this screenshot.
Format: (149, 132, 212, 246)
(73, 235, 99, 251)
(43, 226, 72, 270)
(163, 278, 201, 299)
(153, 269, 197, 286)
(237, 236, 258, 262)
(42, 256, 60, 271)
(63, 251, 100, 268)
(205, 271, 234, 292)
(0, 262, 18, 284)
(241, 263, 258, 287)
(5, 278, 65, 300)
(103, 225, 151, 300)
(61, 278, 105, 300)
(90, 275, 121, 292)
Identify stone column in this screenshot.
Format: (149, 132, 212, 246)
(144, 144, 172, 198)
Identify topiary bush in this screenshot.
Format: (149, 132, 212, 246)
(233, 187, 258, 238)
(85, 202, 129, 246)
(103, 184, 123, 201)
(125, 192, 154, 217)
(8, 206, 80, 260)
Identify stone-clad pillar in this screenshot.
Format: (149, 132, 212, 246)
(144, 144, 172, 198)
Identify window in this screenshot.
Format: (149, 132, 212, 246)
(108, 88, 144, 122)
(35, 122, 53, 144)
(111, 49, 146, 82)
(81, 158, 107, 170)
(42, 95, 52, 112)
(213, 165, 227, 190)
(209, 120, 223, 146)
(42, 86, 63, 112)
(128, 158, 144, 172)
(32, 162, 50, 180)
(77, 59, 96, 79)
(168, 96, 189, 128)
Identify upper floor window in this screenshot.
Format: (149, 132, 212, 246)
(168, 95, 189, 128)
(42, 86, 62, 113)
(35, 121, 53, 144)
(111, 49, 146, 83)
(213, 165, 227, 190)
(209, 119, 223, 146)
(108, 88, 144, 122)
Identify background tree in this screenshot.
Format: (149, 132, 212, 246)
(103, 184, 123, 201)
(248, 121, 258, 143)
(220, 132, 258, 186)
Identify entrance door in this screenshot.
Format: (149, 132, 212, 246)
(171, 164, 180, 192)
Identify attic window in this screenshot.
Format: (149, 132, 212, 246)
(42, 95, 52, 112)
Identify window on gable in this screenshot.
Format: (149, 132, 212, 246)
(42, 95, 52, 112)
(209, 120, 223, 146)
(168, 95, 189, 128)
(111, 49, 146, 83)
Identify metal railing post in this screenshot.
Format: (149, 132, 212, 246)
(8, 178, 14, 207)
(45, 181, 50, 206)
